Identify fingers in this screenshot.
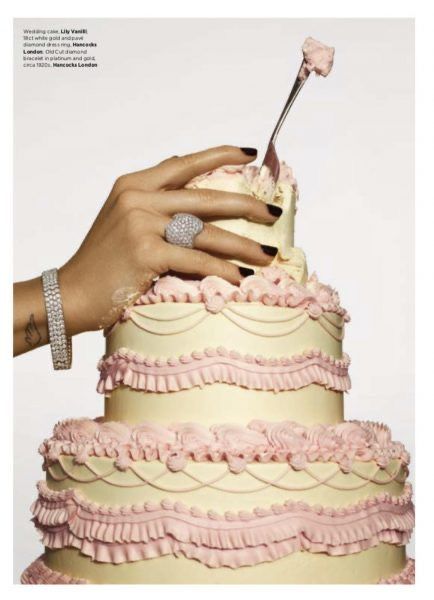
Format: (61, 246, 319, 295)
(111, 191, 278, 269)
(150, 189, 282, 224)
(150, 213, 277, 267)
(110, 188, 283, 225)
(116, 145, 258, 193)
(194, 224, 277, 266)
(161, 243, 254, 285)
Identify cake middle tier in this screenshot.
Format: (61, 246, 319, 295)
(102, 299, 349, 424)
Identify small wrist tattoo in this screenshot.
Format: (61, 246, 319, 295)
(24, 313, 42, 348)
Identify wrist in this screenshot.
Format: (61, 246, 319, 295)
(58, 262, 94, 336)
(13, 277, 49, 356)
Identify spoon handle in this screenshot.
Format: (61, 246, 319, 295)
(261, 63, 309, 186)
(268, 75, 306, 146)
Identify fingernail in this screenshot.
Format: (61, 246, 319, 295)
(240, 147, 257, 156)
(266, 203, 283, 217)
(261, 244, 278, 257)
(239, 266, 255, 277)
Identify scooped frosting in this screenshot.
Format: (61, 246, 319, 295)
(186, 162, 300, 268)
(298, 37, 335, 80)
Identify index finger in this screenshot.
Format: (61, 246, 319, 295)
(123, 145, 258, 192)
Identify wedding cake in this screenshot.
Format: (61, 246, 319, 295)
(21, 159, 415, 584)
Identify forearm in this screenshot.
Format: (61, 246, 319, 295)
(13, 277, 48, 356)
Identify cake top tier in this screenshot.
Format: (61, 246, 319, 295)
(185, 161, 298, 265)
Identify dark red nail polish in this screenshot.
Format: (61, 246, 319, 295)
(240, 147, 257, 156)
(267, 204, 283, 217)
(239, 266, 255, 277)
(261, 244, 278, 257)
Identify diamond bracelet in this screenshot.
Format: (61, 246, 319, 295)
(41, 269, 72, 370)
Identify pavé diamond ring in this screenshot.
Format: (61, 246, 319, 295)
(164, 213, 204, 248)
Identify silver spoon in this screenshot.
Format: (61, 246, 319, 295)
(261, 60, 310, 184)
(262, 37, 334, 187)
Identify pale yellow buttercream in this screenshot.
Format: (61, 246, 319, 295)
(43, 544, 407, 584)
(105, 304, 345, 426)
(107, 304, 344, 358)
(105, 384, 343, 425)
(186, 171, 297, 263)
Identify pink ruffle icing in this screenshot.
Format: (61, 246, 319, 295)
(31, 481, 414, 568)
(97, 347, 351, 394)
(131, 267, 350, 321)
(21, 556, 415, 584)
(39, 419, 410, 474)
(20, 555, 86, 584)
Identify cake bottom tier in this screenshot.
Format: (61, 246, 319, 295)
(22, 547, 414, 584)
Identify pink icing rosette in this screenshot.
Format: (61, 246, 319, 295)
(153, 276, 200, 301)
(205, 294, 226, 313)
(131, 265, 350, 321)
(52, 418, 99, 444)
(210, 424, 267, 453)
(166, 450, 188, 472)
(95, 422, 132, 445)
(170, 423, 215, 453)
(252, 420, 307, 451)
(227, 454, 248, 474)
(305, 425, 338, 461)
(131, 422, 176, 448)
(39, 418, 410, 473)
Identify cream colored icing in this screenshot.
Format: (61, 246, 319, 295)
(108, 305, 345, 353)
(104, 297, 346, 425)
(185, 163, 298, 263)
(28, 546, 411, 584)
(23, 155, 414, 584)
(105, 385, 344, 426)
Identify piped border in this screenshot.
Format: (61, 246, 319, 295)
(97, 347, 351, 394)
(30, 481, 414, 568)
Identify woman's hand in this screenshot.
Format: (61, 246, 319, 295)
(14, 145, 282, 356)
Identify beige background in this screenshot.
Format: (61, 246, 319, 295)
(13, 18, 414, 581)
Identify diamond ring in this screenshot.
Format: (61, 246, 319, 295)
(164, 213, 204, 248)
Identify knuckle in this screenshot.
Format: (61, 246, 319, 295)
(123, 207, 144, 233)
(113, 174, 129, 194)
(116, 189, 138, 212)
(196, 188, 216, 206)
(178, 153, 197, 168)
(131, 231, 155, 266)
(140, 235, 157, 257)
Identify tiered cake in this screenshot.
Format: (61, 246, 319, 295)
(22, 162, 415, 584)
